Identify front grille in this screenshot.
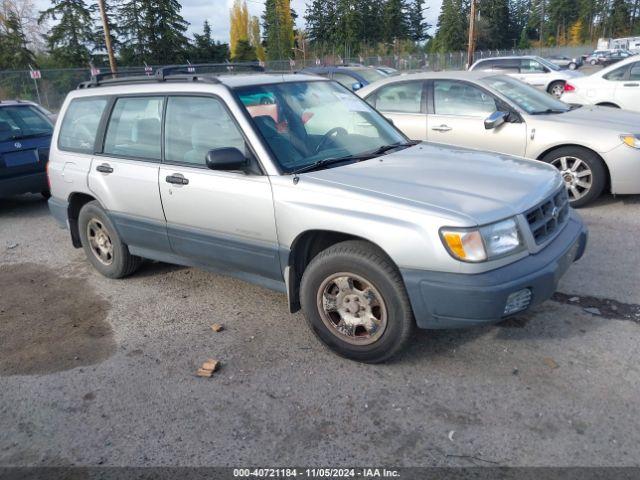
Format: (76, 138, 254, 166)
(525, 188, 570, 245)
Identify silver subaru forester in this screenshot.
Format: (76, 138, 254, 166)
(48, 70, 588, 362)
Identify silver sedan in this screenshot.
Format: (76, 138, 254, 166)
(357, 71, 640, 206)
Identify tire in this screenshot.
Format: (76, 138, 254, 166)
(542, 147, 607, 208)
(548, 81, 566, 99)
(569, 62, 577, 70)
(78, 201, 142, 278)
(590, 59, 597, 65)
(300, 240, 414, 363)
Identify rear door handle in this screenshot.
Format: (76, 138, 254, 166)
(431, 125, 452, 132)
(165, 174, 189, 185)
(96, 163, 113, 174)
(624, 83, 639, 87)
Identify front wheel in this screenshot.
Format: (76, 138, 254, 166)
(548, 81, 565, 99)
(569, 62, 577, 70)
(300, 240, 414, 363)
(78, 201, 142, 278)
(542, 147, 607, 208)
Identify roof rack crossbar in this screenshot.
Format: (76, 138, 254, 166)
(77, 72, 223, 89)
(155, 62, 264, 80)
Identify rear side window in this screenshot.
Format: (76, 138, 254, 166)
(332, 72, 358, 89)
(434, 80, 497, 117)
(604, 65, 628, 81)
(104, 97, 163, 160)
(0, 106, 52, 142)
(58, 98, 107, 153)
(164, 96, 245, 166)
(371, 82, 423, 113)
(629, 63, 640, 81)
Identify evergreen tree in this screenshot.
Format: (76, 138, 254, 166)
(189, 20, 229, 63)
(478, 0, 511, 49)
(0, 9, 37, 69)
(383, 0, 410, 42)
(249, 16, 266, 61)
(431, 0, 469, 52)
(232, 39, 257, 61)
(92, 0, 119, 61)
(263, 0, 295, 60)
(407, 0, 430, 42)
(38, 0, 95, 67)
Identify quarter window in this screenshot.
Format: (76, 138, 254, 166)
(629, 63, 640, 81)
(58, 98, 107, 153)
(434, 81, 497, 117)
(372, 82, 423, 113)
(104, 96, 163, 160)
(164, 96, 245, 166)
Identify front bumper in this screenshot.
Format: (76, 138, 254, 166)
(402, 211, 588, 329)
(603, 143, 640, 195)
(0, 172, 47, 198)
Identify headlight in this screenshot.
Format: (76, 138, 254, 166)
(620, 134, 640, 149)
(440, 218, 524, 263)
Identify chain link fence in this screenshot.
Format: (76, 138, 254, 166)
(0, 46, 593, 112)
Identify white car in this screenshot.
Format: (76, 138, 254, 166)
(469, 55, 584, 98)
(561, 55, 640, 111)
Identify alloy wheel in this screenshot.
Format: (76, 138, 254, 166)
(316, 272, 388, 346)
(87, 218, 114, 265)
(551, 156, 593, 202)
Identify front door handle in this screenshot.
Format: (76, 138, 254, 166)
(431, 125, 452, 132)
(624, 83, 639, 87)
(96, 163, 113, 174)
(165, 174, 189, 185)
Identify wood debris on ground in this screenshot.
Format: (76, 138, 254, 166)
(196, 358, 220, 378)
(210, 323, 224, 332)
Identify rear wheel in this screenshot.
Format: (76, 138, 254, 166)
(300, 240, 414, 363)
(548, 81, 566, 99)
(569, 62, 577, 70)
(78, 201, 142, 278)
(542, 147, 607, 207)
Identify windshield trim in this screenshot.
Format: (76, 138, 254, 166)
(231, 79, 409, 176)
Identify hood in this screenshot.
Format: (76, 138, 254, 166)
(304, 143, 562, 226)
(537, 105, 640, 133)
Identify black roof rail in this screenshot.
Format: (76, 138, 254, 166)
(77, 62, 264, 89)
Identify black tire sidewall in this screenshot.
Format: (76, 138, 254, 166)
(78, 201, 133, 278)
(543, 147, 607, 208)
(300, 244, 413, 363)
(548, 81, 565, 98)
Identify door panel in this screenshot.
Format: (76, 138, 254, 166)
(427, 80, 526, 156)
(159, 167, 281, 281)
(615, 62, 640, 109)
(385, 113, 428, 141)
(371, 81, 427, 140)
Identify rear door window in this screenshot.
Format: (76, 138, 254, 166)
(629, 63, 640, 81)
(520, 59, 546, 73)
(604, 65, 629, 81)
(103, 97, 163, 160)
(371, 81, 424, 113)
(58, 98, 108, 153)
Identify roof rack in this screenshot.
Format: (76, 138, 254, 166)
(77, 62, 265, 89)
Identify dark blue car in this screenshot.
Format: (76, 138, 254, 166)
(0, 100, 54, 199)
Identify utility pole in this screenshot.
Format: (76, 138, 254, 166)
(540, 0, 546, 46)
(467, 0, 477, 69)
(97, 0, 117, 74)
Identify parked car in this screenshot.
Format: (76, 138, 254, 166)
(299, 66, 387, 91)
(584, 49, 613, 65)
(0, 100, 54, 199)
(358, 71, 640, 206)
(47, 69, 587, 362)
(597, 50, 635, 67)
(469, 55, 584, 98)
(561, 55, 640, 112)
(375, 66, 400, 76)
(546, 55, 583, 70)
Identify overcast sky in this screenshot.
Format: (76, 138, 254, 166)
(34, 0, 443, 43)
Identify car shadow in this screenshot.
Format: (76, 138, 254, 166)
(587, 193, 640, 208)
(0, 194, 49, 219)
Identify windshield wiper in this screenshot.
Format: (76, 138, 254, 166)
(290, 141, 418, 176)
(530, 108, 569, 115)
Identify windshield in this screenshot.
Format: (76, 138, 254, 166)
(482, 75, 571, 115)
(235, 80, 407, 173)
(535, 57, 561, 71)
(0, 106, 52, 142)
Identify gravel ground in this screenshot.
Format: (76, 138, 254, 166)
(0, 192, 639, 468)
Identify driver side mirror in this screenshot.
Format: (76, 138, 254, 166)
(484, 111, 508, 130)
(351, 82, 363, 91)
(206, 147, 248, 171)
